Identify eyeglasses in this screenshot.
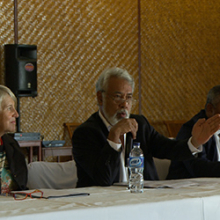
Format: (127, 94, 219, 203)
(12, 189, 43, 200)
(102, 91, 136, 105)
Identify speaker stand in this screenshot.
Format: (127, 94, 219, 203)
(16, 96, 21, 132)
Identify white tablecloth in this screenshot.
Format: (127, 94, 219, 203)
(1, 178, 220, 220)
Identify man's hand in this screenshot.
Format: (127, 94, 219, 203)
(191, 114, 220, 148)
(108, 118, 138, 144)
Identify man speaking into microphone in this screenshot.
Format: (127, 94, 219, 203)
(72, 67, 220, 187)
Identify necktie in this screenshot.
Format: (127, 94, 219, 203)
(120, 135, 124, 149)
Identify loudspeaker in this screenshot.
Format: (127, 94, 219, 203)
(4, 44, 37, 97)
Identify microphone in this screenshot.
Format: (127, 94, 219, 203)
(125, 132, 133, 166)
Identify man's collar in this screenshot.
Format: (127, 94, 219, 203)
(214, 130, 220, 137)
(98, 110, 112, 131)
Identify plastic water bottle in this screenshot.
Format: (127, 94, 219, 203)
(128, 142, 144, 193)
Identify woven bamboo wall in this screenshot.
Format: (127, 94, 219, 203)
(0, 0, 139, 144)
(1, 0, 220, 143)
(141, 0, 220, 134)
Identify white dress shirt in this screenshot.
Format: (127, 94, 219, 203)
(98, 111, 128, 182)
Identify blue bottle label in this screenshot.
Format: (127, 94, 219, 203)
(129, 156, 144, 168)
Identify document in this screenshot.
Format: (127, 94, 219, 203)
(143, 179, 200, 189)
(114, 179, 200, 189)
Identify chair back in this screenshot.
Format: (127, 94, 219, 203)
(163, 120, 186, 138)
(27, 160, 78, 189)
(63, 122, 81, 139)
(153, 157, 171, 180)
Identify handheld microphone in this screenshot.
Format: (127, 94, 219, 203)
(125, 132, 133, 167)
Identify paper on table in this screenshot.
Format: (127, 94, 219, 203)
(114, 179, 200, 189)
(11, 189, 90, 199)
(143, 179, 200, 189)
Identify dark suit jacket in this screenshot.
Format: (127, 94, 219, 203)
(72, 112, 194, 187)
(167, 109, 220, 179)
(2, 134, 28, 190)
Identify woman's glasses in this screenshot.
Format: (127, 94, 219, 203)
(12, 189, 43, 200)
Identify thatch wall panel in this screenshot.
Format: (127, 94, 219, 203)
(1, 0, 220, 141)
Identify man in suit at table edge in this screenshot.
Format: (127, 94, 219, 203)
(167, 85, 220, 180)
(72, 67, 220, 187)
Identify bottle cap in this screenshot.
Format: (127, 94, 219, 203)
(133, 142, 140, 146)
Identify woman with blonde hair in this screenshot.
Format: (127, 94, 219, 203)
(0, 85, 27, 194)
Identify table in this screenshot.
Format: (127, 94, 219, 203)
(42, 146, 73, 162)
(18, 140, 42, 163)
(1, 178, 220, 220)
